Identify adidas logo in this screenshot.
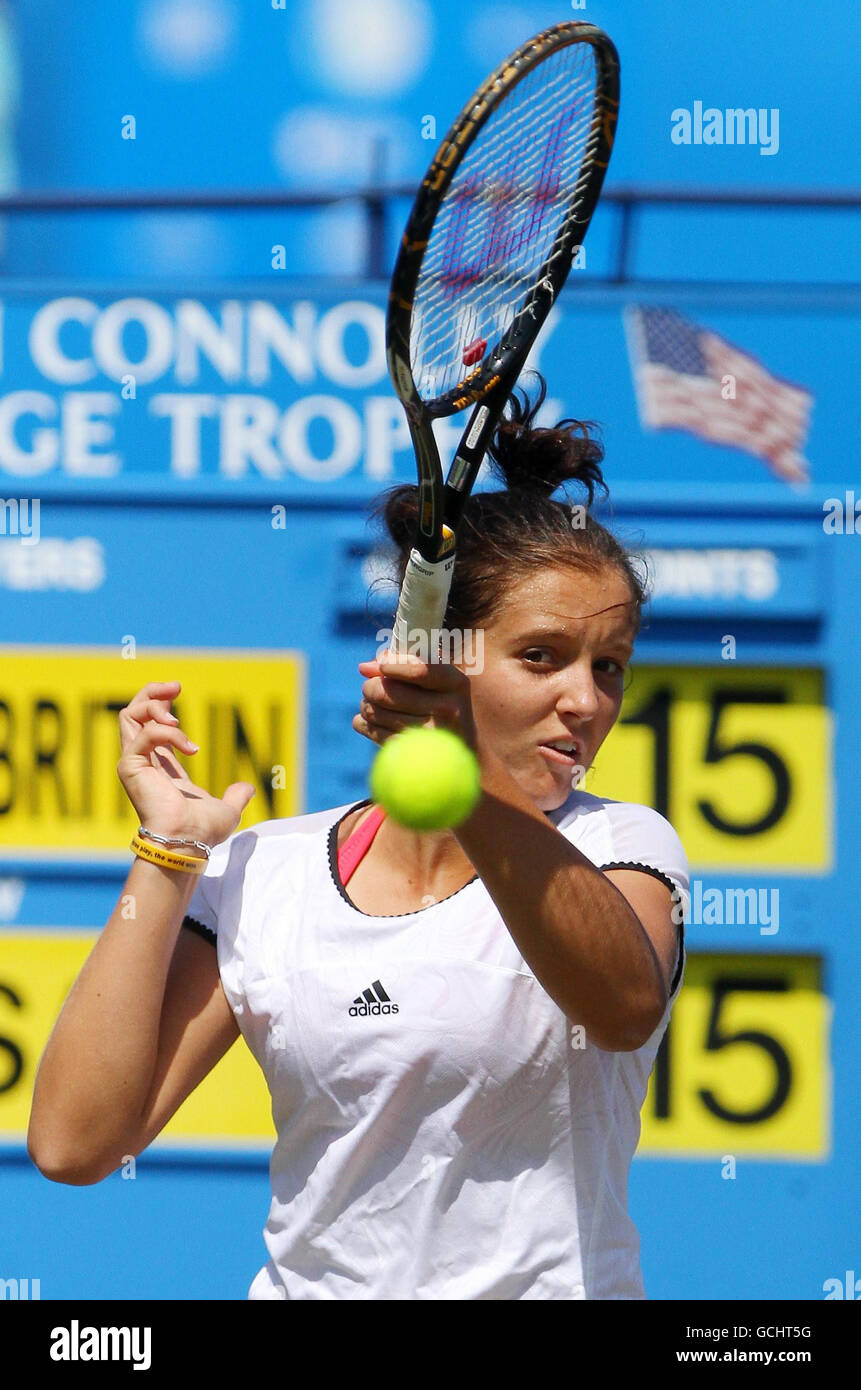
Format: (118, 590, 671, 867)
(348, 979, 399, 1017)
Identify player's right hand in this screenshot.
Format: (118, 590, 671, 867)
(117, 681, 255, 849)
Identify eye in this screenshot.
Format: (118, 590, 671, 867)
(595, 657, 626, 676)
(522, 647, 555, 667)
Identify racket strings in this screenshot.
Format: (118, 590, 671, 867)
(412, 43, 601, 403)
(418, 62, 595, 347)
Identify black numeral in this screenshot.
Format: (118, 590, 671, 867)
(621, 686, 671, 819)
(622, 683, 792, 836)
(651, 975, 793, 1127)
(698, 976, 792, 1124)
(697, 689, 792, 836)
(0, 982, 24, 1094)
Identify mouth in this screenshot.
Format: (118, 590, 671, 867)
(538, 738, 585, 769)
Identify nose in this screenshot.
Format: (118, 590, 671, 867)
(555, 662, 601, 722)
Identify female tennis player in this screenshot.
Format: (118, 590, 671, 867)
(28, 385, 689, 1301)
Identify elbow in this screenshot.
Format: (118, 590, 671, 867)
(599, 1024, 659, 1053)
(27, 1127, 119, 1187)
(28, 1150, 103, 1187)
(38, 1166, 106, 1187)
(585, 992, 669, 1054)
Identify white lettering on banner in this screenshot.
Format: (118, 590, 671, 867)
(26, 297, 389, 389)
(0, 389, 569, 484)
(174, 300, 244, 385)
(315, 301, 387, 387)
(29, 298, 99, 383)
(63, 393, 120, 476)
(645, 548, 779, 602)
(0, 391, 58, 474)
(1, 298, 568, 484)
(147, 393, 401, 480)
(0, 392, 120, 477)
(0, 536, 104, 590)
(91, 298, 174, 383)
(279, 395, 362, 480)
(149, 394, 219, 478)
(220, 395, 282, 478)
(245, 301, 317, 385)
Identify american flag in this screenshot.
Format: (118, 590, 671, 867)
(624, 306, 813, 484)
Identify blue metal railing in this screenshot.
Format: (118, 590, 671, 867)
(0, 184, 858, 284)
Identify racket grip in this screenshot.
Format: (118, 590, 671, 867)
(391, 548, 455, 657)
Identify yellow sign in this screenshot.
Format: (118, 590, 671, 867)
(586, 667, 831, 871)
(0, 932, 275, 1146)
(639, 954, 830, 1158)
(0, 647, 305, 855)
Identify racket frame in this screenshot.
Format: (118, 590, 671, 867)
(385, 21, 620, 655)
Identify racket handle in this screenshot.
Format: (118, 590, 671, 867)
(391, 548, 455, 657)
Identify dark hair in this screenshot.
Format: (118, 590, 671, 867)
(372, 374, 647, 631)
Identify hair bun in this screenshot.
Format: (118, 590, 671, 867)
(371, 375, 607, 564)
(486, 374, 606, 506)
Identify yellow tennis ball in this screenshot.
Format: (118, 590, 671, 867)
(370, 727, 481, 830)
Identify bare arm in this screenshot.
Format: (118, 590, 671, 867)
(453, 746, 676, 1050)
(28, 863, 239, 1183)
(27, 680, 254, 1185)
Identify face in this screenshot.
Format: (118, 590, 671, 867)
(466, 563, 638, 812)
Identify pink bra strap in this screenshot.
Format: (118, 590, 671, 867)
(338, 804, 386, 885)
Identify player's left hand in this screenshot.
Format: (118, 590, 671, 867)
(354, 652, 477, 749)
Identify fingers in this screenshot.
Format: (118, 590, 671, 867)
(353, 711, 390, 746)
(119, 682, 183, 751)
(221, 782, 257, 815)
(357, 700, 428, 735)
(360, 679, 464, 724)
(127, 680, 181, 711)
(359, 654, 468, 716)
(355, 648, 477, 747)
(120, 698, 178, 746)
(358, 668, 469, 742)
(119, 719, 198, 771)
(361, 654, 469, 691)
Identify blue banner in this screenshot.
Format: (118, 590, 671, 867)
(0, 286, 856, 495)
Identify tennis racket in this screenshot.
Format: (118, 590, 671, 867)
(386, 21, 619, 655)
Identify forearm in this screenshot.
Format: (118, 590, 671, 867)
(28, 858, 198, 1179)
(455, 742, 667, 1049)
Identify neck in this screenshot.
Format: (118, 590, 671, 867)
(373, 808, 475, 886)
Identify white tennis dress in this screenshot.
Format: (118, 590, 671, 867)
(184, 790, 689, 1301)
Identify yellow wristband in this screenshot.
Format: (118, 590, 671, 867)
(130, 834, 208, 875)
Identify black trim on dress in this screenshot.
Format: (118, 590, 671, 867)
(327, 799, 479, 918)
(599, 861, 686, 994)
(181, 914, 217, 947)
